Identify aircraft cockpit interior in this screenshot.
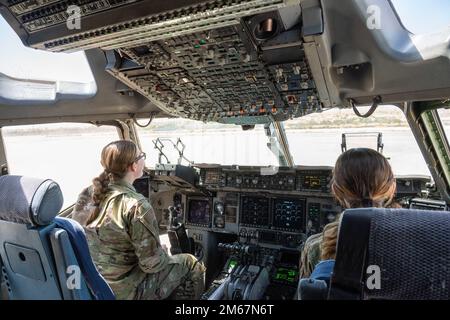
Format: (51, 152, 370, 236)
(1, 0, 450, 302)
(132, 158, 439, 299)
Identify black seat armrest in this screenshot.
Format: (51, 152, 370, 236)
(328, 209, 373, 300)
(298, 278, 328, 300)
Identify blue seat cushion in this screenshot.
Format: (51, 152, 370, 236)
(310, 260, 335, 282)
(54, 217, 115, 300)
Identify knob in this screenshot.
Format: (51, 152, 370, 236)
(214, 202, 224, 215)
(206, 49, 215, 59)
(276, 68, 283, 79)
(214, 215, 225, 228)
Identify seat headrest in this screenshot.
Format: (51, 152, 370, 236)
(0, 175, 64, 226)
(330, 208, 450, 300)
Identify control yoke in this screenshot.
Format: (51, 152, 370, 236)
(167, 205, 193, 255)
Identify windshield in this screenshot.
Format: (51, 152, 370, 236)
(285, 105, 430, 177)
(135, 105, 431, 177)
(136, 118, 279, 168)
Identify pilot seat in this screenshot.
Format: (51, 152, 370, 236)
(0, 175, 114, 300)
(299, 207, 450, 300)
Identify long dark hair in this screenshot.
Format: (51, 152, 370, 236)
(87, 140, 139, 225)
(331, 148, 396, 209)
(321, 148, 397, 260)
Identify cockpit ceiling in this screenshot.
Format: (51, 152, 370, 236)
(1, 0, 326, 124)
(1, 0, 450, 125)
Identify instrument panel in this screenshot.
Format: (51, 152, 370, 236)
(179, 165, 434, 251)
(185, 195, 337, 249)
(198, 165, 332, 193)
(144, 164, 435, 293)
(185, 165, 340, 251)
(142, 164, 434, 257)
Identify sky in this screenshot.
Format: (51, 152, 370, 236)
(390, 0, 450, 34)
(0, 0, 450, 83)
(0, 16, 93, 82)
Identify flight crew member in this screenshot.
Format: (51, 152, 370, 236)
(299, 148, 397, 278)
(72, 140, 205, 300)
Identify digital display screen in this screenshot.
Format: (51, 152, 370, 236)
(303, 175, 322, 189)
(272, 198, 306, 231)
(227, 259, 237, 273)
(274, 267, 299, 283)
(205, 170, 221, 185)
(188, 199, 211, 225)
(240, 196, 270, 227)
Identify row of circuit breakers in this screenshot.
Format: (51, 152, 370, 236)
(1, 0, 324, 124)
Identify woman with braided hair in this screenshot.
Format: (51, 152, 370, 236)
(72, 140, 205, 300)
(299, 148, 398, 280)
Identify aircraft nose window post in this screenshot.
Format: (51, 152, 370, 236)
(1, 0, 450, 314)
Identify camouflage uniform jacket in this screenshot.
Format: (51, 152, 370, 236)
(299, 215, 341, 279)
(71, 185, 95, 226)
(83, 180, 170, 300)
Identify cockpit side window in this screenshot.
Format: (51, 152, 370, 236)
(390, 0, 450, 35)
(0, 16, 96, 104)
(1, 123, 119, 209)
